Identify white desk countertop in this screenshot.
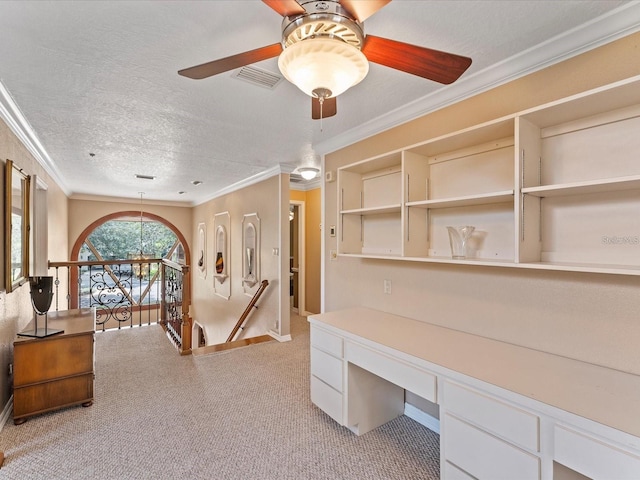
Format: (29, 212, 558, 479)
(309, 307, 640, 439)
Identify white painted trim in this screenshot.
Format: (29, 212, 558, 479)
(290, 178, 322, 191)
(267, 330, 292, 342)
(195, 163, 297, 206)
(290, 200, 306, 316)
(314, 2, 640, 157)
(0, 81, 70, 195)
(404, 402, 440, 434)
(0, 396, 13, 431)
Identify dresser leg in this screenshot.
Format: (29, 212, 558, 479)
(13, 418, 26, 425)
(82, 401, 93, 407)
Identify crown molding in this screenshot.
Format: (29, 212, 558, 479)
(290, 177, 321, 191)
(194, 163, 296, 206)
(0, 81, 70, 195)
(314, 2, 640, 156)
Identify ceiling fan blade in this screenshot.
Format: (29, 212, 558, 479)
(262, 0, 306, 17)
(178, 43, 283, 79)
(362, 35, 472, 84)
(312, 96, 337, 120)
(340, 0, 391, 22)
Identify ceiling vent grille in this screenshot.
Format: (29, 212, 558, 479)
(290, 173, 304, 183)
(233, 65, 283, 89)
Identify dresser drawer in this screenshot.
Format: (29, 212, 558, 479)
(311, 375, 343, 424)
(443, 414, 540, 480)
(311, 347, 343, 392)
(311, 327, 343, 358)
(554, 425, 640, 480)
(14, 334, 94, 386)
(346, 342, 436, 403)
(443, 381, 539, 452)
(13, 373, 93, 418)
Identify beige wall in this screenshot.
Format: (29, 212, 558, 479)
(290, 188, 321, 314)
(192, 175, 290, 345)
(0, 118, 69, 408)
(67, 198, 192, 256)
(324, 31, 640, 376)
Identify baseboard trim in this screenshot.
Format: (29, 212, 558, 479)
(268, 330, 292, 342)
(404, 402, 440, 434)
(0, 396, 13, 431)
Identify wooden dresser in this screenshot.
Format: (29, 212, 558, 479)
(13, 308, 96, 424)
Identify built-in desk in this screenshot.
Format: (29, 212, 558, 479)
(309, 307, 640, 480)
(13, 308, 96, 424)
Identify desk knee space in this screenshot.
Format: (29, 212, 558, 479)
(346, 362, 405, 435)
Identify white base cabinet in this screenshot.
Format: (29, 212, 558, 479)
(309, 308, 640, 480)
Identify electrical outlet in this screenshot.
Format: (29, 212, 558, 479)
(383, 279, 392, 294)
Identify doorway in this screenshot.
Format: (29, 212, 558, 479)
(289, 201, 305, 314)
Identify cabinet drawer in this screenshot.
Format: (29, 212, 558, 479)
(443, 381, 539, 452)
(346, 342, 436, 403)
(311, 327, 343, 358)
(14, 334, 94, 386)
(443, 461, 477, 480)
(554, 425, 640, 480)
(13, 373, 93, 418)
(311, 347, 343, 392)
(443, 414, 540, 480)
(311, 375, 343, 424)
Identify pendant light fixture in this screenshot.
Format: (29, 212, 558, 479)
(131, 192, 150, 279)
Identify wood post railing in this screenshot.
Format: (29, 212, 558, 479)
(49, 259, 164, 331)
(48, 258, 192, 354)
(226, 280, 269, 343)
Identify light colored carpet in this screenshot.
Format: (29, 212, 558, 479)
(0, 313, 440, 479)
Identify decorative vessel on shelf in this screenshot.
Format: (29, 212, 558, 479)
(447, 226, 475, 259)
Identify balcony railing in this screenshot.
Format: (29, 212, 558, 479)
(48, 258, 191, 354)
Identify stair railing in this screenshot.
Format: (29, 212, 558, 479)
(226, 279, 269, 343)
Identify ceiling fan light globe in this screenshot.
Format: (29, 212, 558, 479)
(278, 37, 368, 98)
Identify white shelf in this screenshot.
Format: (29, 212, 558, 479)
(407, 190, 514, 209)
(340, 204, 402, 215)
(522, 175, 640, 198)
(335, 76, 640, 276)
(337, 253, 640, 276)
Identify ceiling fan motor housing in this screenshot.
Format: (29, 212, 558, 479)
(278, 1, 369, 99)
(281, 1, 365, 48)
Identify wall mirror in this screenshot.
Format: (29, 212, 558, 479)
(4, 159, 30, 293)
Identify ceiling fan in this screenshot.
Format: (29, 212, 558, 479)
(178, 0, 472, 120)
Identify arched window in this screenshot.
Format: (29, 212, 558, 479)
(68, 211, 190, 330)
(79, 215, 184, 264)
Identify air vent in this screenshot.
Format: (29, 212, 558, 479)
(135, 174, 156, 180)
(290, 174, 304, 183)
(233, 65, 282, 89)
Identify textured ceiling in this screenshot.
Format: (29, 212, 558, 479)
(0, 0, 636, 204)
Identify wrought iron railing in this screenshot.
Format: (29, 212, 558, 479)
(48, 259, 191, 353)
(160, 259, 191, 354)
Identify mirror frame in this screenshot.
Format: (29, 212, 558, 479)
(4, 159, 30, 293)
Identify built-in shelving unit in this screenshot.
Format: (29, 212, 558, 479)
(336, 75, 640, 275)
